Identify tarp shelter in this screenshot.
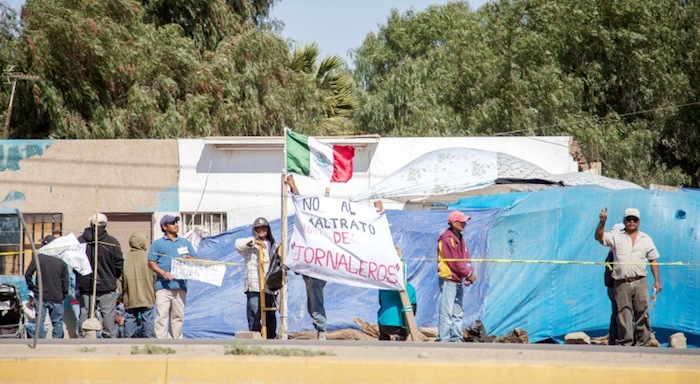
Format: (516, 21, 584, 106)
(185, 186, 698, 347)
(352, 147, 641, 203)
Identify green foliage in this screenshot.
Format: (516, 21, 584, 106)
(3, 0, 334, 139)
(353, 0, 700, 187)
(289, 43, 359, 133)
(131, 344, 176, 355)
(2, 0, 700, 187)
(223, 343, 333, 356)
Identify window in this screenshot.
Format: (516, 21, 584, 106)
(180, 212, 227, 236)
(0, 213, 62, 275)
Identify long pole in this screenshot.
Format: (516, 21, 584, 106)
(3, 70, 40, 139)
(280, 128, 289, 339)
(3, 79, 17, 139)
(258, 247, 267, 339)
(90, 187, 99, 320)
(16, 209, 41, 349)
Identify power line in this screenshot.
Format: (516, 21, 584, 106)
(494, 100, 700, 136)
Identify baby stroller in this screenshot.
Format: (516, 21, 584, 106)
(0, 284, 24, 339)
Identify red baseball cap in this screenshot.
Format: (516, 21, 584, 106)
(447, 211, 470, 224)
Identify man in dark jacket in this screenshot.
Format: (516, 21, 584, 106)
(24, 235, 69, 339)
(77, 213, 123, 338)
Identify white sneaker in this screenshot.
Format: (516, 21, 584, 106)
(318, 331, 327, 340)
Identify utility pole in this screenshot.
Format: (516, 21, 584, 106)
(3, 67, 40, 139)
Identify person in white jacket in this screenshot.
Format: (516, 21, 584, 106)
(234, 217, 278, 339)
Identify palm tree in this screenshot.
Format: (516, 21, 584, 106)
(289, 43, 359, 119)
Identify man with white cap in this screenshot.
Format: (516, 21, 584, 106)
(436, 210, 477, 342)
(77, 213, 123, 338)
(595, 207, 662, 346)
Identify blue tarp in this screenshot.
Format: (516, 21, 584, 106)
(3, 186, 695, 345)
(450, 185, 699, 346)
(186, 186, 699, 346)
(185, 208, 502, 338)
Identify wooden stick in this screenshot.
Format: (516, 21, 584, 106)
(258, 246, 267, 339)
(373, 201, 423, 342)
(279, 174, 289, 339)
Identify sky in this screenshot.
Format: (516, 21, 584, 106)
(5, 0, 488, 65)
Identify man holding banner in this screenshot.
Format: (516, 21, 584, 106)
(148, 215, 196, 339)
(285, 175, 329, 340)
(285, 174, 406, 339)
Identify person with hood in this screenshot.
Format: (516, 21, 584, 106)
(77, 213, 123, 338)
(436, 210, 477, 342)
(121, 232, 156, 338)
(235, 217, 278, 339)
(24, 235, 69, 338)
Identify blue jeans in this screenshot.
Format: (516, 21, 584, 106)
(125, 307, 155, 338)
(245, 292, 277, 339)
(303, 275, 327, 332)
(37, 301, 65, 339)
(437, 279, 464, 342)
(25, 322, 37, 338)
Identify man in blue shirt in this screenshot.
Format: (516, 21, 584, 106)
(147, 215, 196, 339)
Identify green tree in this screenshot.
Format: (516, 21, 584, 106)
(290, 43, 359, 124)
(353, 0, 699, 187)
(0, 2, 22, 132)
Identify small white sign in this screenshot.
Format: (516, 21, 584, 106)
(171, 258, 226, 287)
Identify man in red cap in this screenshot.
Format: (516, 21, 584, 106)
(436, 210, 476, 342)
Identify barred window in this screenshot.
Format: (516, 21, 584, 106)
(0, 213, 62, 275)
(180, 212, 227, 235)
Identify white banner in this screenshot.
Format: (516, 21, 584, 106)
(171, 258, 226, 287)
(38, 233, 92, 276)
(287, 194, 405, 290)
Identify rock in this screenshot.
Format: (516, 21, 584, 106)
(235, 331, 262, 340)
(668, 332, 687, 349)
(648, 333, 661, 347)
(418, 352, 429, 359)
(564, 332, 591, 345)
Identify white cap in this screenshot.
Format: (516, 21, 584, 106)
(89, 213, 108, 225)
(623, 208, 640, 219)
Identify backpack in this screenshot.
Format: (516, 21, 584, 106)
(265, 245, 285, 293)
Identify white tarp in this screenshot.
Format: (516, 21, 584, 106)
(353, 147, 640, 202)
(171, 258, 226, 287)
(38, 233, 92, 276)
(287, 194, 405, 290)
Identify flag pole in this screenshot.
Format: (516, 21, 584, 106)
(280, 127, 290, 339)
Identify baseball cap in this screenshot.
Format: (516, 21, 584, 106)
(41, 235, 56, 245)
(624, 208, 640, 219)
(447, 210, 471, 224)
(160, 215, 180, 227)
(89, 213, 108, 225)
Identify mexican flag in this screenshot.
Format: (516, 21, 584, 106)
(286, 129, 355, 182)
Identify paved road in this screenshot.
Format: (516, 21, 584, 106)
(1, 339, 699, 383)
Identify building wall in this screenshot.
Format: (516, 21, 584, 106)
(0, 140, 179, 249)
(178, 137, 577, 228)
